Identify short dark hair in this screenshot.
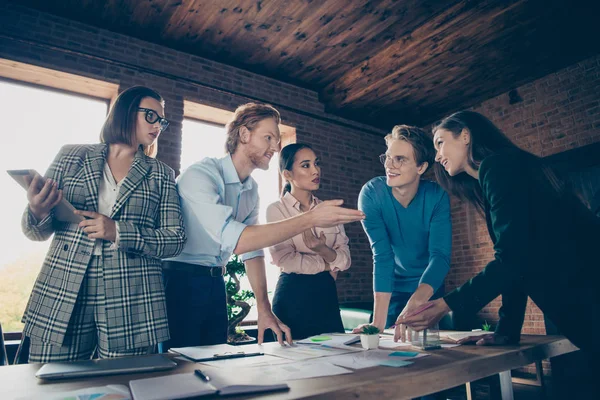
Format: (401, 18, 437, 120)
(385, 125, 434, 167)
(225, 103, 281, 154)
(100, 86, 164, 157)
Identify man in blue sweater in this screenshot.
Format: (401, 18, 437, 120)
(353, 125, 451, 340)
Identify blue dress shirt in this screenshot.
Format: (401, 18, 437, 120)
(167, 154, 264, 267)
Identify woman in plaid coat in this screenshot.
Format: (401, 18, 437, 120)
(21, 86, 186, 362)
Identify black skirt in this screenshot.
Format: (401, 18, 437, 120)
(272, 271, 345, 340)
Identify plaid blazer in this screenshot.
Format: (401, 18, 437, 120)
(21, 144, 186, 350)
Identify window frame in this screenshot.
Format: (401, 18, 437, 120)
(0, 66, 116, 336)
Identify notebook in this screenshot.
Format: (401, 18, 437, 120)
(440, 330, 491, 343)
(169, 344, 263, 362)
(129, 370, 289, 400)
(35, 354, 177, 380)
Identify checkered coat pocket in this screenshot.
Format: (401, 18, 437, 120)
(21, 144, 186, 350)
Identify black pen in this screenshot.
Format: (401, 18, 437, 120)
(212, 351, 264, 360)
(194, 369, 210, 382)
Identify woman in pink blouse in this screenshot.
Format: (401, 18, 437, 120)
(266, 143, 351, 339)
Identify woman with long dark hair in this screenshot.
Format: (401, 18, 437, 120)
(266, 143, 351, 339)
(399, 111, 599, 394)
(21, 86, 186, 362)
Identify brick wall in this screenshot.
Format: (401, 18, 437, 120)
(0, 3, 389, 304)
(443, 54, 600, 374)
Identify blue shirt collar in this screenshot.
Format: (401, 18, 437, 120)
(221, 153, 254, 190)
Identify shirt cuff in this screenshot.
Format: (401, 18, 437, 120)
(328, 251, 348, 272)
(241, 249, 264, 262)
(110, 223, 120, 250)
(221, 219, 248, 255)
(419, 274, 442, 294)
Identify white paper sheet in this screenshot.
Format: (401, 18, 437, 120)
(378, 337, 414, 349)
(238, 360, 353, 381)
(169, 344, 240, 361)
(440, 343, 462, 348)
(325, 349, 428, 370)
(439, 330, 491, 342)
(237, 342, 360, 361)
(23, 385, 131, 400)
(199, 354, 286, 368)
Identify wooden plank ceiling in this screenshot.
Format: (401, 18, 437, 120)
(11, 0, 600, 128)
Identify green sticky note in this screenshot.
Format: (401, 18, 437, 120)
(379, 359, 414, 368)
(310, 335, 332, 342)
(389, 351, 419, 357)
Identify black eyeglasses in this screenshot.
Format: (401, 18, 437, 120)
(138, 108, 169, 131)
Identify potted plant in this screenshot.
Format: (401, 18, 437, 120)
(482, 321, 492, 332)
(225, 255, 256, 344)
(359, 325, 380, 350)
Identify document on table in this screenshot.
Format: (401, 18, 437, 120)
(199, 354, 286, 368)
(24, 384, 131, 400)
(169, 344, 263, 362)
(324, 349, 428, 370)
(439, 330, 491, 342)
(297, 333, 360, 347)
(238, 360, 353, 381)
(378, 336, 414, 349)
(237, 342, 360, 361)
(440, 343, 462, 348)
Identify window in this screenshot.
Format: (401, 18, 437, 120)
(0, 80, 108, 332)
(180, 118, 282, 321)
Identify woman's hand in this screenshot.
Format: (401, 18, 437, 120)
(457, 333, 511, 346)
(397, 298, 451, 333)
(25, 174, 62, 221)
(302, 229, 327, 251)
(75, 210, 117, 242)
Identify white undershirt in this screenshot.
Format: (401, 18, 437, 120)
(93, 162, 123, 255)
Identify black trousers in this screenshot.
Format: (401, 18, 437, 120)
(544, 315, 598, 399)
(272, 271, 344, 340)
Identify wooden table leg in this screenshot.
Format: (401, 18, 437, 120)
(465, 382, 473, 400)
(488, 370, 514, 400)
(535, 360, 547, 399)
(499, 370, 514, 400)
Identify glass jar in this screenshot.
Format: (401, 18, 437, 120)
(409, 323, 442, 350)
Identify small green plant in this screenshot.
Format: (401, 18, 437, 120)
(360, 325, 381, 335)
(225, 255, 255, 343)
(482, 321, 492, 331)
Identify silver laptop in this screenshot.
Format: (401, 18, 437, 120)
(35, 354, 177, 380)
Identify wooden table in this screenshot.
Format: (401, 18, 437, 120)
(0, 335, 578, 400)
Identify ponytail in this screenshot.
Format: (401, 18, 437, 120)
(282, 181, 292, 196)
